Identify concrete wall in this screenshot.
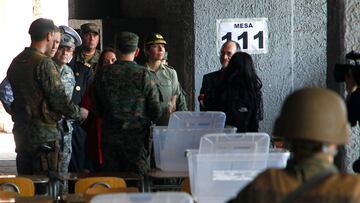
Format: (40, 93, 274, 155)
(0, 0, 68, 81)
(194, 0, 327, 134)
(344, 0, 360, 52)
(0, 0, 68, 156)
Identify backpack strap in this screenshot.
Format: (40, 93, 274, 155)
(281, 166, 337, 203)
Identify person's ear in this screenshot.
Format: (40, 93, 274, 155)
(135, 48, 140, 58)
(46, 32, 53, 42)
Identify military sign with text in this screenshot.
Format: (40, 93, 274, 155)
(217, 18, 268, 54)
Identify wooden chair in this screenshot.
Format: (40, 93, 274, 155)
(180, 178, 191, 195)
(84, 187, 139, 201)
(90, 192, 194, 203)
(75, 177, 127, 194)
(0, 177, 35, 196)
(0, 191, 20, 198)
(85, 187, 139, 195)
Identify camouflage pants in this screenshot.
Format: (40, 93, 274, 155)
(58, 120, 73, 173)
(102, 144, 150, 176)
(16, 141, 59, 175)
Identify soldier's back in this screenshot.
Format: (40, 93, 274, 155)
(228, 168, 360, 203)
(8, 48, 50, 122)
(95, 61, 150, 124)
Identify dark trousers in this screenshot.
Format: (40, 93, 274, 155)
(17, 141, 59, 175)
(68, 122, 86, 172)
(101, 145, 150, 176)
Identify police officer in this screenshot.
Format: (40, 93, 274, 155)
(52, 25, 82, 173)
(92, 32, 161, 175)
(7, 18, 80, 175)
(68, 23, 100, 172)
(228, 87, 360, 203)
(144, 33, 181, 125)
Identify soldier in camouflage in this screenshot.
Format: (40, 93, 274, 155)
(7, 18, 80, 175)
(52, 25, 82, 173)
(228, 88, 360, 203)
(92, 32, 161, 175)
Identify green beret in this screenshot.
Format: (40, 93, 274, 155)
(80, 23, 99, 34)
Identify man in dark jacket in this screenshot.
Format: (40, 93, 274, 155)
(199, 40, 240, 111)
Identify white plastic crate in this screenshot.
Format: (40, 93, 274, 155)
(153, 127, 237, 172)
(90, 192, 193, 203)
(168, 111, 226, 129)
(267, 148, 291, 168)
(199, 133, 270, 154)
(187, 151, 290, 203)
(186, 133, 290, 203)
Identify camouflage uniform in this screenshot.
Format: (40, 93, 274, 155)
(7, 47, 80, 175)
(146, 63, 180, 125)
(92, 60, 161, 175)
(228, 155, 360, 203)
(56, 64, 76, 173)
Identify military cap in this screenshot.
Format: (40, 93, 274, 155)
(59, 25, 82, 48)
(28, 18, 56, 37)
(80, 23, 99, 34)
(145, 33, 167, 45)
(116, 32, 139, 48)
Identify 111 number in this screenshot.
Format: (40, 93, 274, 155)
(222, 31, 264, 49)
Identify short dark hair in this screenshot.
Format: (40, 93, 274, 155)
(117, 45, 137, 54)
(28, 18, 57, 41)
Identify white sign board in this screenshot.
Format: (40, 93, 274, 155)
(216, 18, 268, 54)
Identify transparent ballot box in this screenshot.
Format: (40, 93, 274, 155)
(199, 133, 270, 154)
(168, 111, 226, 129)
(153, 127, 237, 172)
(90, 192, 193, 203)
(187, 133, 290, 203)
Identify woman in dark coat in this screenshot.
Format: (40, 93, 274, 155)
(209, 52, 263, 132)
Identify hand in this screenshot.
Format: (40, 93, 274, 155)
(167, 102, 176, 113)
(80, 107, 89, 121)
